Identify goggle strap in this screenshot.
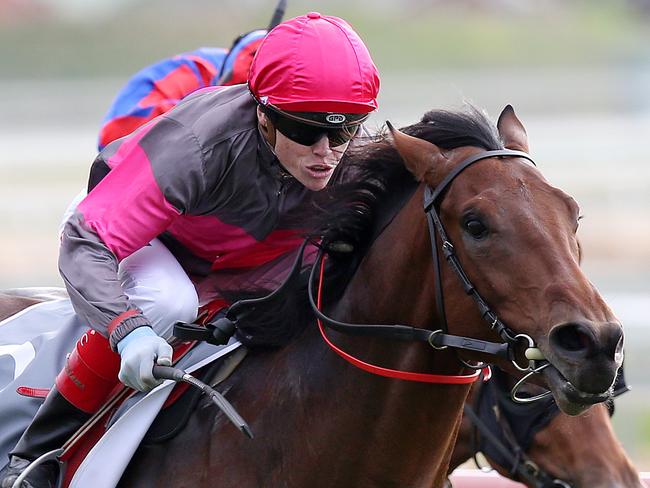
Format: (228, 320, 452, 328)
(259, 100, 368, 129)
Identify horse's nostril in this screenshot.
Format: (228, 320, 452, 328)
(550, 321, 624, 363)
(605, 322, 625, 364)
(551, 323, 592, 354)
(550, 321, 624, 393)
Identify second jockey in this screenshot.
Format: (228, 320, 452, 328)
(0, 12, 380, 488)
(97, 28, 268, 151)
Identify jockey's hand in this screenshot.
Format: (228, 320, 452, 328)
(117, 326, 173, 392)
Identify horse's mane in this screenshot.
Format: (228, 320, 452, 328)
(230, 106, 505, 347)
(315, 106, 504, 250)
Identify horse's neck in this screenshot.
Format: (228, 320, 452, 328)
(307, 188, 473, 485)
(332, 186, 464, 374)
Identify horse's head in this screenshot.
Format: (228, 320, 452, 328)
(389, 105, 623, 415)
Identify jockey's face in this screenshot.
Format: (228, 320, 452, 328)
(257, 107, 349, 191)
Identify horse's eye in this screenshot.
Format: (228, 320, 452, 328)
(464, 218, 488, 239)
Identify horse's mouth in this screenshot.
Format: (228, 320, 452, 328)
(542, 364, 611, 415)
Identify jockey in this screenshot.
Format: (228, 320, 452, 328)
(0, 12, 380, 488)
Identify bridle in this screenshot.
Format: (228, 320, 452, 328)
(423, 149, 543, 373)
(308, 148, 552, 395)
(181, 147, 553, 393)
(461, 367, 629, 488)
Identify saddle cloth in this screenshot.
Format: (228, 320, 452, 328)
(0, 294, 243, 488)
(66, 339, 242, 488)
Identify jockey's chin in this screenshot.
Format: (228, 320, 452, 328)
(274, 132, 349, 191)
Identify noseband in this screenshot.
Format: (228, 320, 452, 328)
(309, 148, 551, 394)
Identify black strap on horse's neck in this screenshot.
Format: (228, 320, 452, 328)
(307, 246, 511, 356)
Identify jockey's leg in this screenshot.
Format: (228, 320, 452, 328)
(0, 331, 119, 488)
(0, 239, 198, 487)
(118, 238, 200, 341)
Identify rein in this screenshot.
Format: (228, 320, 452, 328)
(178, 149, 550, 392)
(313, 253, 487, 384)
(308, 148, 551, 391)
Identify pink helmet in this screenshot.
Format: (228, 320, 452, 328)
(248, 12, 380, 116)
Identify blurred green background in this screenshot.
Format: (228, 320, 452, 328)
(1, 0, 649, 472)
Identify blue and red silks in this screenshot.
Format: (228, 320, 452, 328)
(98, 47, 227, 151)
(98, 30, 268, 152)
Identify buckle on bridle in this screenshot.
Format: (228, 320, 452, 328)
(427, 329, 448, 350)
(441, 241, 454, 257)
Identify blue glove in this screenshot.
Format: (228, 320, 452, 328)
(117, 326, 173, 392)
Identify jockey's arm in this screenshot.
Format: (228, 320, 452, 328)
(59, 116, 209, 353)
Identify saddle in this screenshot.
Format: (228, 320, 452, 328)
(59, 341, 247, 487)
(3, 291, 248, 488)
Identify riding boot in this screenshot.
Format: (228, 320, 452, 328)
(0, 386, 90, 488)
(0, 329, 121, 488)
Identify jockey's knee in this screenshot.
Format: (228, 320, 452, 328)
(127, 278, 198, 340)
(119, 239, 199, 340)
(145, 281, 199, 338)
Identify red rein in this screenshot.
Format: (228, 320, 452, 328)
(316, 256, 490, 384)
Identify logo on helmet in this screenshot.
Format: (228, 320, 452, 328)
(325, 114, 347, 124)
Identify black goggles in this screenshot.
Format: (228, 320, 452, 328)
(262, 106, 365, 148)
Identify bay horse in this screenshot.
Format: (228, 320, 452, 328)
(117, 105, 624, 487)
(448, 368, 642, 487)
(0, 106, 625, 487)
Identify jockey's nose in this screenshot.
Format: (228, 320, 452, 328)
(311, 134, 331, 156)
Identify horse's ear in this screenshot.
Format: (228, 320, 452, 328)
(497, 105, 529, 153)
(387, 121, 444, 182)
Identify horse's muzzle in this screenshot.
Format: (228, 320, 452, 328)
(541, 320, 623, 414)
